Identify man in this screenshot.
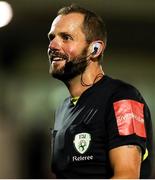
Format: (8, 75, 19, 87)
(47, 4, 153, 179)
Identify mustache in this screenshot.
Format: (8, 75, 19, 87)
(48, 49, 69, 62)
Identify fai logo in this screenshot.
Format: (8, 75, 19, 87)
(73, 133, 91, 154)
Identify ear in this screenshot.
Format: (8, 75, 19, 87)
(89, 40, 105, 58)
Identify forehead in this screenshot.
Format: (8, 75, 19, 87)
(50, 13, 84, 33)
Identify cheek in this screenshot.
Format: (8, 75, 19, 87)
(65, 46, 79, 57)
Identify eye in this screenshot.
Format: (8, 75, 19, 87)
(61, 33, 73, 41)
(48, 33, 55, 41)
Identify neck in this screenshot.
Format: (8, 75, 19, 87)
(66, 63, 104, 97)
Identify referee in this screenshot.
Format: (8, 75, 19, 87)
(47, 4, 153, 178)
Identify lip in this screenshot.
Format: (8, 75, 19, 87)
(52, 57, 64, 61)
(49, 55, 66, 63)
(48, 49, 68, 63)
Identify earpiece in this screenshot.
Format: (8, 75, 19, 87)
(92, 43, 100, 54)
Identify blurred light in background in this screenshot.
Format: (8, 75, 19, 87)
(0, 1, 13, 28)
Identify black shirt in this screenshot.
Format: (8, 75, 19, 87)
(51, 75, 153, 178)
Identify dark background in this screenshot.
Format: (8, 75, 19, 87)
(0, 0, 155, 178)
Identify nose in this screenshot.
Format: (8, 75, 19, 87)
(48, 37, 61, 51)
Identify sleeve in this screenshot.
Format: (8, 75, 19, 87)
(106, 84, 147, 155)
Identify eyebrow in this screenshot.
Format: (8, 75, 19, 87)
(60, 32, 73, 37)
(48, 31, 73, 40)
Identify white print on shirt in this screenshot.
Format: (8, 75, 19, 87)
(72, 155, 94, 162)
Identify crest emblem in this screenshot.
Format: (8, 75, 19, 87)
(73, 133, 91, 154)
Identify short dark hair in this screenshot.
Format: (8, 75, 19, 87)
(58, 4, 107, 46)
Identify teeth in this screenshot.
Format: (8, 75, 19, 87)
(53, 57, 62, 61)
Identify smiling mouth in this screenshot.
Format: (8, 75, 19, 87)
(49, 52, 68, 64)
(51, 57, 65, 62)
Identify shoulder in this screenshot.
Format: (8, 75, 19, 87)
(105, 76, 144, 103)
(96, 75, 144, 104)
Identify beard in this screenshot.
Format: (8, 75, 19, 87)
(50, 47, 89, 82)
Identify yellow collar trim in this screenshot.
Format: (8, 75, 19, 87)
(71, 96, 80, 105)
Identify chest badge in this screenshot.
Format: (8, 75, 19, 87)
(73, 133, 91, 154)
